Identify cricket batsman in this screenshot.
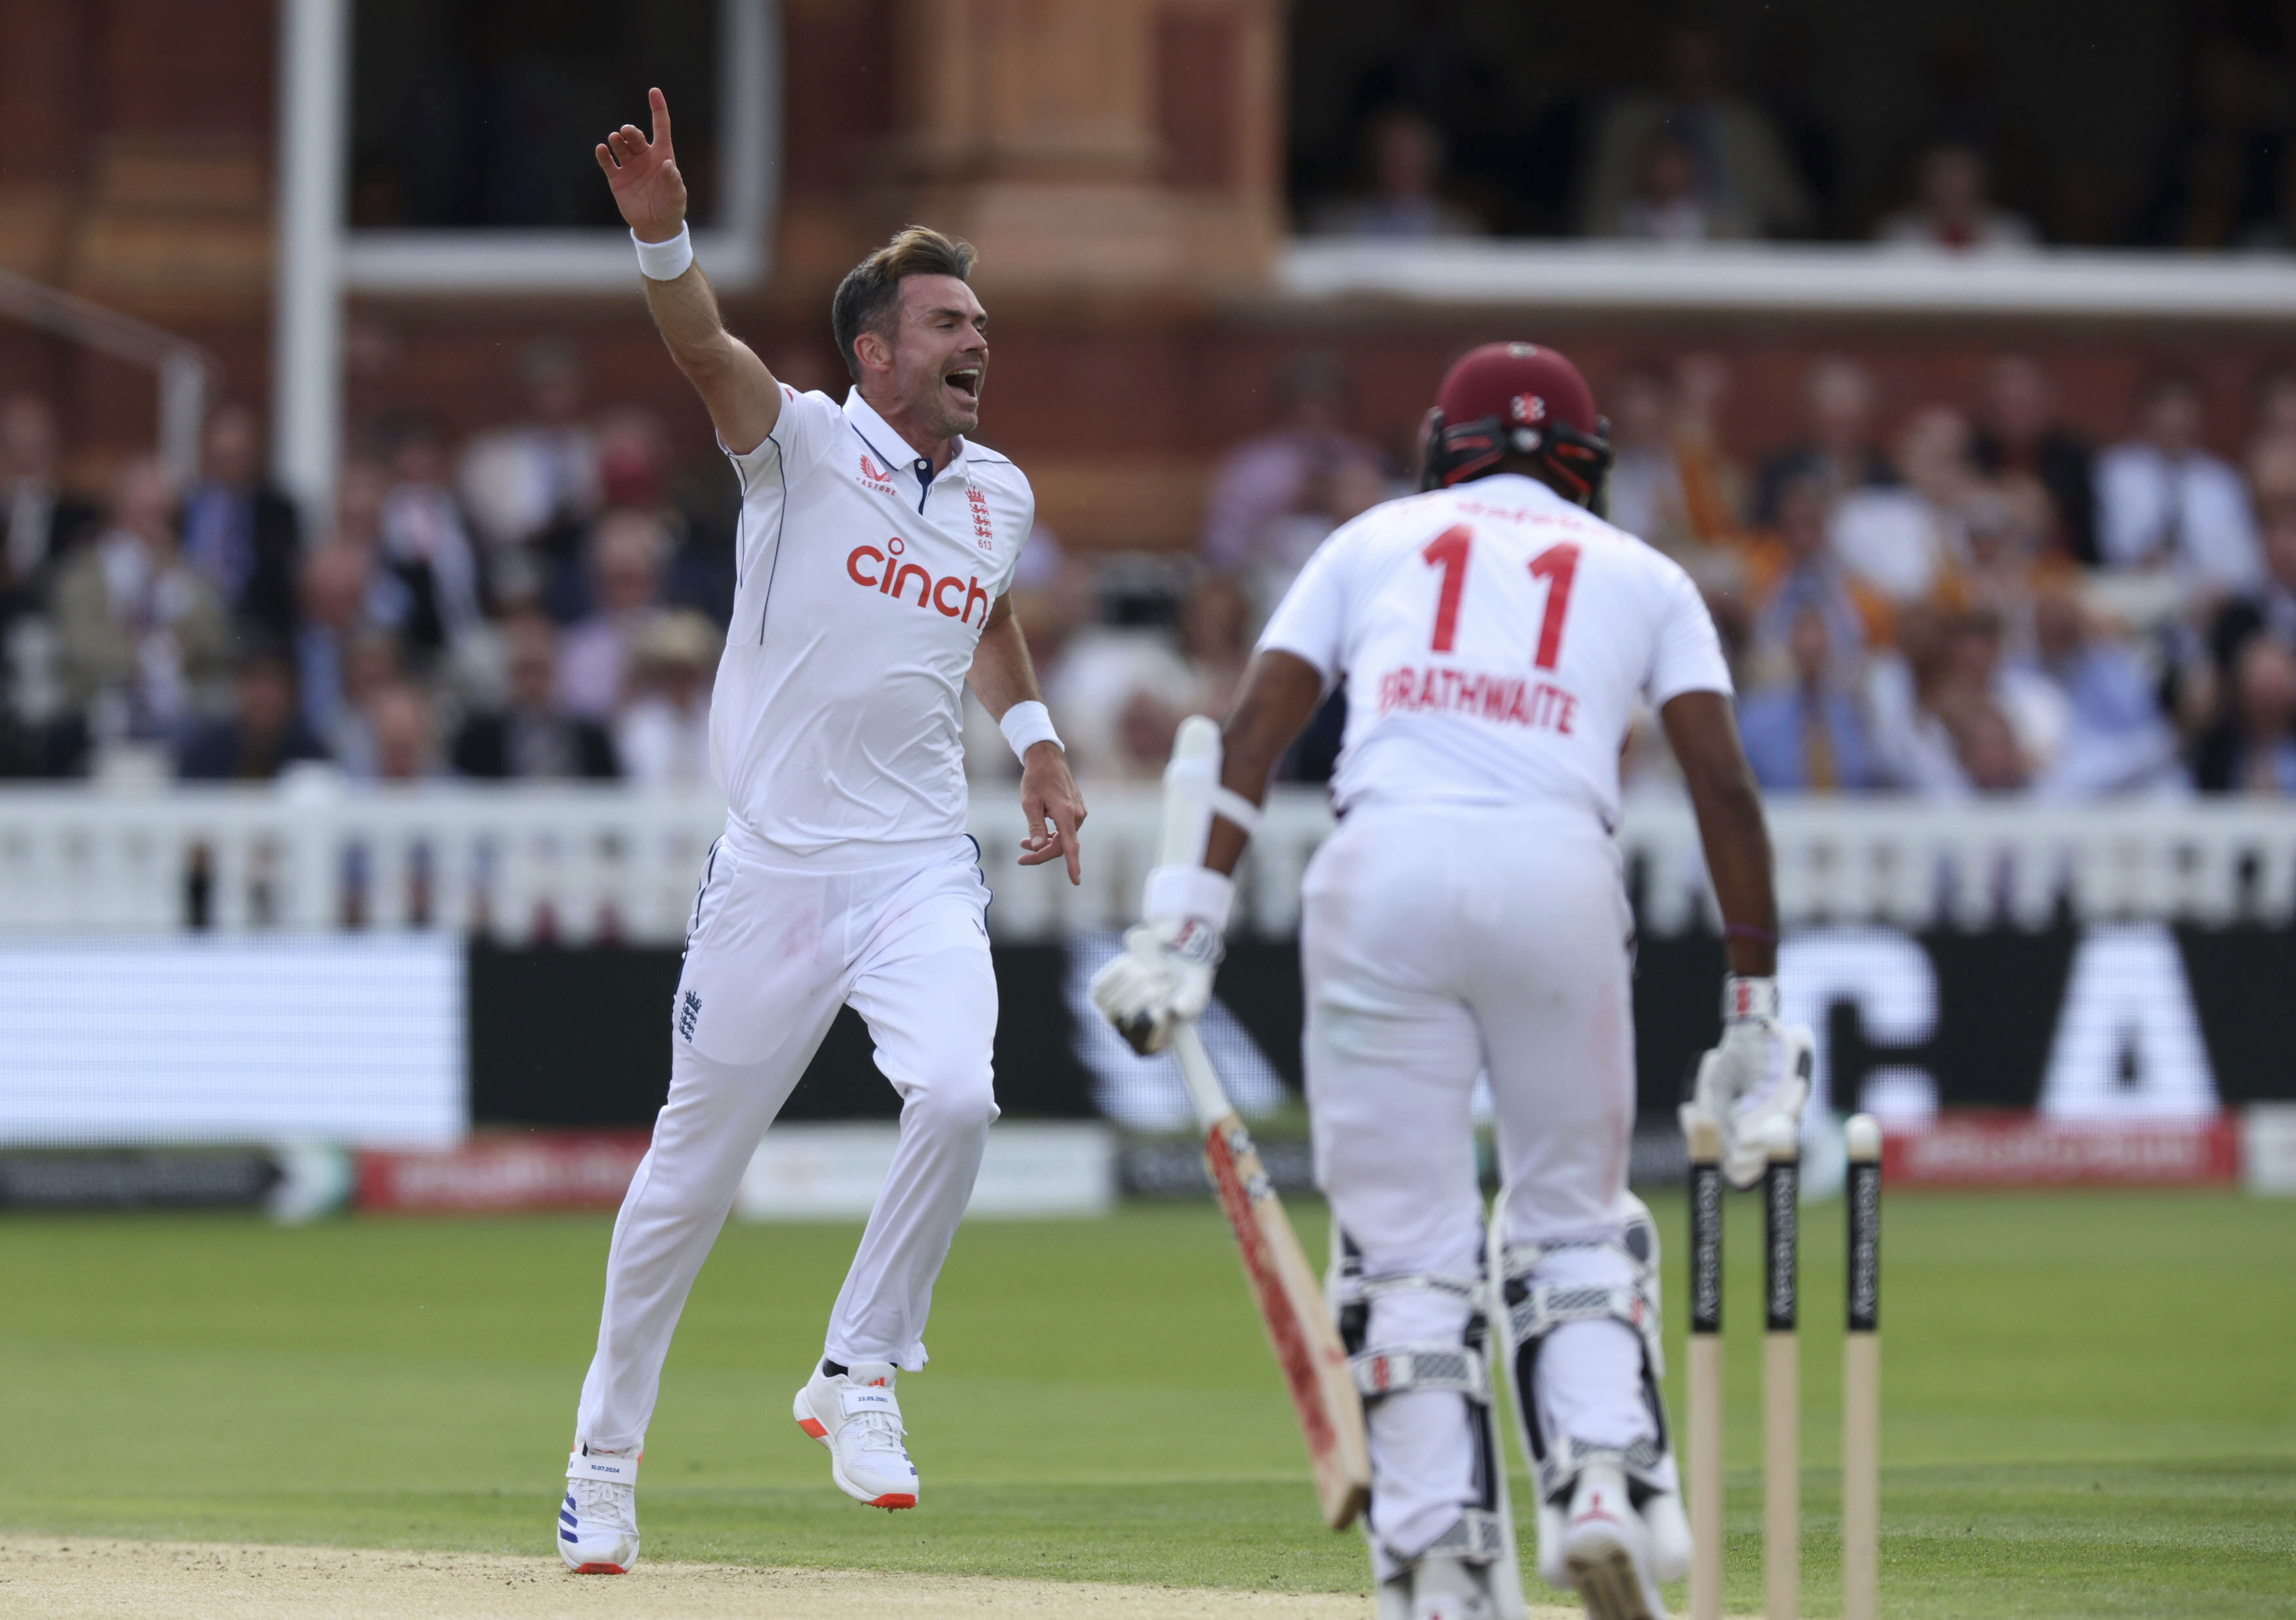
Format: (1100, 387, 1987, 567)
(556, 91, 1086, 1573)
(1094, 343, 1807, 1620)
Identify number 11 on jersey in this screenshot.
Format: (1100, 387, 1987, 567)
(1420, 526, 1580, 671)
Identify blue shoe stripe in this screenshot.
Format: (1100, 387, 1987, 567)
(560, 1512, 578, 1527)
(560, 1528, 578, 1543)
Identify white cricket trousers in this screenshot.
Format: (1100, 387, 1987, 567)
(574, 830, 999, 1454)
(1302, 802, 1654, 1566)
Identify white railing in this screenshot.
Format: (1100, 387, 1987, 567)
(1281, 240, 2296, 322)
(0, 778, 2289, 941)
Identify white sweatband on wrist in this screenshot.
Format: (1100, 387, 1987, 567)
(632, 224, 694, 280)
(1143, 864, 1235, 932)
(1000, 700, 1063, 762)
(1722, 974, 1780, 1022)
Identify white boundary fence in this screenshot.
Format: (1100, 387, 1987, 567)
(0, 778, 2290, 942)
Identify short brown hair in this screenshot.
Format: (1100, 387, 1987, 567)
(830, 226, 978, 383)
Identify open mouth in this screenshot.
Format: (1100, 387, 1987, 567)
(944, 367, 981, 402)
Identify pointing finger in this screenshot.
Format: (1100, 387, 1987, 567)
(649, 87, 674, 154)
(1053, 801, 1081, 885)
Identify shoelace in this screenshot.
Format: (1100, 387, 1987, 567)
(844, 1407, 909, 1457)
(567, 1473, 636, 1532)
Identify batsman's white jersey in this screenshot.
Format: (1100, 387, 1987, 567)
(1258, 472, 1729, 830)
(573, 387, 1030, 1455)
(1257, 473, 1731, 1571)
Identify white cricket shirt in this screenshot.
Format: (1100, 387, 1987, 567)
(1258, 473, 1730, 831)
(712, 387, 1031, 863)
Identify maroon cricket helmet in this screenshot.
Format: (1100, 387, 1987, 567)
(1418, 341, 1612, 502)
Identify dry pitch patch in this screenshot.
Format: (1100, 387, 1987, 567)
(0, 1535, 1597, 1619)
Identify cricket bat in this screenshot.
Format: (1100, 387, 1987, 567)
(1172, 1024, 1371, 1530)
(1157, 715, 1370, 1531)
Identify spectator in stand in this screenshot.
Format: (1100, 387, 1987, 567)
(327, 629, 403, 779)
(1876, 142, 2040, 252)
(2095, 367, 2263, 591)
(293, 540, 403, 752)
(1751, 356, 1896, 526)
(1604, 354, 1746, 583)
(1604, 127, 1753, 242)
(2245, 365, 2296, 470)
(363, 681, 440, 783)
(1965, 606, 2065, 768)
(1740, 471, 1889, 682)
(613, 610, 718, 787)
(1948, 698, 2032, 795)
(0, 395, 92, 774)
(2207, 496, 2296, 676)
(1866, 602, 1965, 794)
(1040, 562, 1197, 781)
(2195, 636, 2296, 794)
(53, 457, 232, 743)
(557, 509, 667, 721)
(458, 339, 599, 568)
(2140, 35, 2286, 251)
(1953, 482, 2064, 661)
(1200, 353, 1387, 607)
(1307, 107, 1485, 239)
(1832, 406, 1980, 606)
(1737, 604, 1885, 793)
(1, 395, 98, 633)
(1605, 363, 1683, 542)
(377, 413, 489, 657)
(178, 402, 301, 640)
(1176, 571, 1254, 720)
(2028, 588, 2184, 798)
(1971, 354, 2097, 563)
(176, 642, 330, 781)
(453, 611, 618, 781)
(1580, 22, 1811, 242)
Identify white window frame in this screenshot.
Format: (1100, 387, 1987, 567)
(338, 0, 779, 294)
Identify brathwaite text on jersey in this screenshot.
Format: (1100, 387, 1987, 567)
(1374, 663, 1580, 736)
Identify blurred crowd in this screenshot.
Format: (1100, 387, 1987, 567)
(1298, 20, 2296, 254)
(7, 336, 2296, 806)
(989, 349, 2296, 804)
(0, 341, 734, 789)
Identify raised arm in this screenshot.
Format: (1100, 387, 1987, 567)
(596, 89, 781, 454)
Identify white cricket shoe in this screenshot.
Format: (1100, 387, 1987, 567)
(792, 1360, 919, 1509)
(1562, 1463, 1668, 1620)
(558, 1447, 640, 1573)
(1409, 1552, 1498, 1620)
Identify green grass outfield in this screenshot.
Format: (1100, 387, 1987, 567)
(2, 1188, 2291, 1617)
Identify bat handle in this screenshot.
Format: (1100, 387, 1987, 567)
(1171, 1023, 1235, 1135)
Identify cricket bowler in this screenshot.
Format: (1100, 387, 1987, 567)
(556, 90, 1087, 1573)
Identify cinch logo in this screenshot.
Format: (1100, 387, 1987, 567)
(857, 453, 894, 488)
(846, 536, 992, 625)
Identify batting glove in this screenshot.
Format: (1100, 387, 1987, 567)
(1090, 865, 1231, 1056)
(1679, 975, 1814, 1189)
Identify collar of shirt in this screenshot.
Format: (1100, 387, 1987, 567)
(842, 387, 969, 493)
